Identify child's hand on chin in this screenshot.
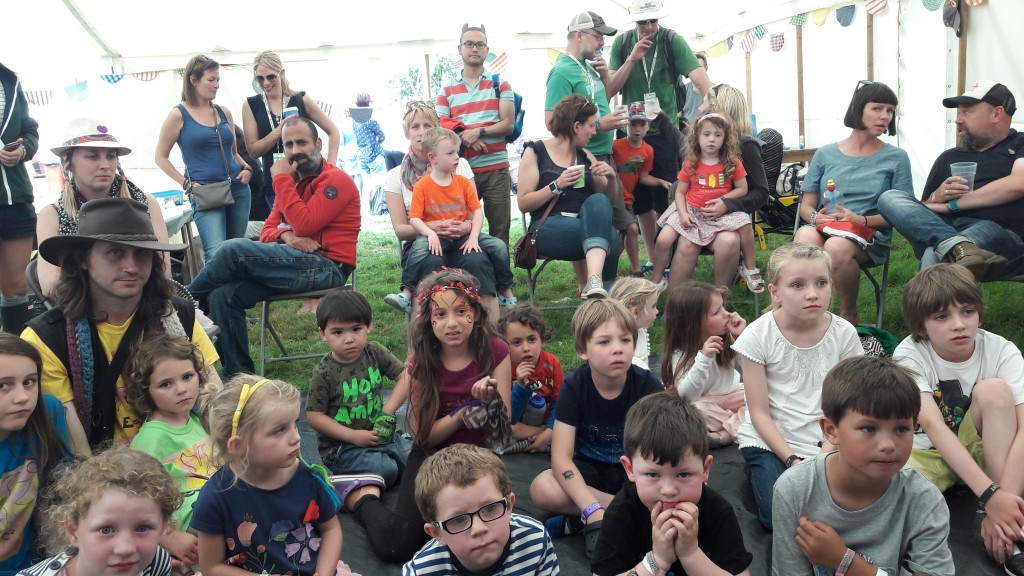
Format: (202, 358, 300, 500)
(649, 502, 679, 569)
(669, 502, 700, 562)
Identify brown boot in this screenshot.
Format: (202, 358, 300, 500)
(944, 241, 1007, 281)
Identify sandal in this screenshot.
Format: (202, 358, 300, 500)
(738, 266, 766, 293)
(330, 474, 385, 512)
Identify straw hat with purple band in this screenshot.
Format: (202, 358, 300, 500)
(38, 198, 185, 265)
(626, 0, 672, 22)
(942, 81, 1017, 116)
(568, 11, 618, 36)
(50, 118, 132, 157)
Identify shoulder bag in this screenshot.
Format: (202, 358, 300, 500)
(514, 192, 558, 270)
(187, 105, 235, 211)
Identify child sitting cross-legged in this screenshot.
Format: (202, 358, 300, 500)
(591, 391, 754, 576)
(772, 356, 954, 575)
(403, 443, 559, 575)
(306, 288, 412, 512)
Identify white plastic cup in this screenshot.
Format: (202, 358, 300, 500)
(283, 106, 299, 119)
(950, 162, 977, 192)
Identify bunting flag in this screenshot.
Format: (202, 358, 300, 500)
(943, 0, 962, 36)
(740, 30, 757, 52)
(727, 36, 734, 50)
(132, 71, 159, 81)
(486, 51, 508, 74)
(547, 48, 560, 65)
(922, 0, 942, 11)
(812, 8, 831, 25)
(315, 100, 333, 117)
(770, 33, 786, 52)
(865, 0, 887, 15)
(837, 5, 857, 26)
(704, 39, 731, 58)
(100, 74, 123, 84)
(64, 81, 88, 102)
(754, 25, 766, 39)
(790, 13, 807, 25)
(24, 90, 52, 107)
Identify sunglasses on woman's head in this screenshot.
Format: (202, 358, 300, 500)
(406, 100, 435, 111)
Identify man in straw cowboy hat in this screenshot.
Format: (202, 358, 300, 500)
(22, 197, 221, 454)
(606, 0, 713, 264)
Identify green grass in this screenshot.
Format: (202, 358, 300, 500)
(250, 216, 1024, 389)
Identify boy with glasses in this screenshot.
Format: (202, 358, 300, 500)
(404, 443, 560, 575)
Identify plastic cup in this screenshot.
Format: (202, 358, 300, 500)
(950, 162, 977, 192)
(283, 106, 299, 119)
(373, 414, 396, 444)
(570, 165, 586, 188)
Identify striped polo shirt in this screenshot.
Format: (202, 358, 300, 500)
(436, 73, 512, 173)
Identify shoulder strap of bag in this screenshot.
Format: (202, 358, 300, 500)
(212, 105, 233, 180)
(532, 193, 559, 232)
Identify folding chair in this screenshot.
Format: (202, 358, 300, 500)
(257, 270, 356, 375)
(792, 193, 889, 328)
(516, 215, 580, 311)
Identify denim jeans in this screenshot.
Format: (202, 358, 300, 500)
(877, 188, 1024, 276)
(399, 233, 510, 294)
(190, 180, 252, 263)
(187, 238, 350, 377)
(740, 446, 788, 530)
(321, 434, 411, 487)
(533, 193, 619, 281)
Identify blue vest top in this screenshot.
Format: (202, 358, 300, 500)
(176, 104, 241, 183)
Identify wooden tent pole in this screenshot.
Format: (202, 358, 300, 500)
(957, 6, 968, 93)
(866, 14, 874, 81)
(796, 25, 805, 144)
(745, 50, 753, 111)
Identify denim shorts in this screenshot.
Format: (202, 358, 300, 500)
(0, 202, 36, 240)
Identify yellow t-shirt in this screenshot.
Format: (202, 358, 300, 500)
(22, 316, 219, 444)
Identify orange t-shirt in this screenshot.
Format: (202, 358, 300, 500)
(613, 138, 654, 206)
(679, 157, 747, 208)
(409, 173, 481, 222)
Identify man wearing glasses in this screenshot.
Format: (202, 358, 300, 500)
(545, 11, 632, 233)
(606, 0, 712, 260)
(437, 23, 515, 246)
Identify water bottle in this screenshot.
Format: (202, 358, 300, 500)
(521, 394, 547, 426)
(823, 179, 844, 214)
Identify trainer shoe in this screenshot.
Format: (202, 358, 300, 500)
(384, 292, 412, 314)
(1005, 545, 1024, 576)
(944, 241, 1007, 281)
(498, 294, 518, 308)
(581, 275, 608, 299)
(330, 473, 386, 512)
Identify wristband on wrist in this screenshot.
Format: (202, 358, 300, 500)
(979, 482, 1000, 507)
(241, 165, 252, 172)
(581, 502, 603, 523)
(596, 117, 602, 131)
(948, 199, 960, 213)
(809, 212, 817, 226)
(785, 454, 803, 468)
(863, 215, 869, 227)
(835, 548, 855, 576)
(643, 551, 663, 575)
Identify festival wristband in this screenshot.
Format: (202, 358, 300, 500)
(979, 482, 1000, 507)
(581, 501, 603, 523)
(948, 199, 960, 213)
(835, 548, 855, 576)
(643, 551, 664, 576)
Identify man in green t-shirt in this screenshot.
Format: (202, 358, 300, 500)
(545, 11, 631, 231)
(606, 0, 712, 261)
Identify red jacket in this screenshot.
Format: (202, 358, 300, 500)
(262, 161, 360, 266)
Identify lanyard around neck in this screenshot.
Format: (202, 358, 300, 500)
(638, 29, 660, 92)
(261, 91, 286, 153)
(564, 52, 596, 101)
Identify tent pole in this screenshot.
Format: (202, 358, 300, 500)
(957, 6, 968, 93)
(745, 50, 753, 111)
(424, 54, 433, 100)
(866, 14, 874, 81)
(796, 25, 805, 145)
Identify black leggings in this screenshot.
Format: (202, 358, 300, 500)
(353, 445, 430, 563)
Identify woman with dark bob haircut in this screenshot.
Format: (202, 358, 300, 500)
(516, 94, 620, 299)
(793, 81, 912, 324)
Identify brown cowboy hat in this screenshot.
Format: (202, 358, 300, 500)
(38, 197, 185, 265)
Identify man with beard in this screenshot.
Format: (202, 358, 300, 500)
(878, 81, 1023, 281)
(188, 116, 360, 376)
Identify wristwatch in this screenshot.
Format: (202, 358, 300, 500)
(947, 199, 961, 213)
(480, 127, 488, 137)
(548, 181, 562, 196)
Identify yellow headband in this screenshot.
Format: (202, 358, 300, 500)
(231, 378, 270, 437)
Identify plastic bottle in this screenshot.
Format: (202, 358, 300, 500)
(823, 179, 844, 214)
(799, 134, 806, 149)
(521, 394, 547, 426)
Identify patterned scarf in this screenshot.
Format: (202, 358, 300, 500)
(56, 176, 149, 236)
(399, 147, 429, 193)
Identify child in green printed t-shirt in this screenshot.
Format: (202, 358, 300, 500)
(306, 288, 412, 512)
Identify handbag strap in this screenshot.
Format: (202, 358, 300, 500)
(211, 105, 233, 180)
(531, 192, 559, 232)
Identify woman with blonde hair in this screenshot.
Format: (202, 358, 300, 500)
(155, 54, 252, 263)
(36, 119, 171, 297)
(241, 50, 340, 211)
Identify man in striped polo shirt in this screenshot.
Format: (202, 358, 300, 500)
(437, 23, 515, 246)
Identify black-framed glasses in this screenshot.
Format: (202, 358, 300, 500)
(255, 73, 279, 83)
(431, 497, 508, 534)
(462, 41, 488, 50)
(581, 30, 604, 40)
(636, 18, 659, 25)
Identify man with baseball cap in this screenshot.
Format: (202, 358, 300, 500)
(22, 197, 220, 452)
(878, 81, 1023, 281)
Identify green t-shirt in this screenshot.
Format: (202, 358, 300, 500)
(130, 413, 217, 530)
(609, 27, 700, 136)
(307, 341, 405, 453)
(545, 52, 613, 155)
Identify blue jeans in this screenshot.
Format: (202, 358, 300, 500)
(877, 188, 1024, 276)
(187, 238, 351, 377)
(740, 446, 788, 530)
(321, 434, 411, 488)
(533, 193, 619, 281)
(190, 180, 252, 263)
(399, 233, 510, 294)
